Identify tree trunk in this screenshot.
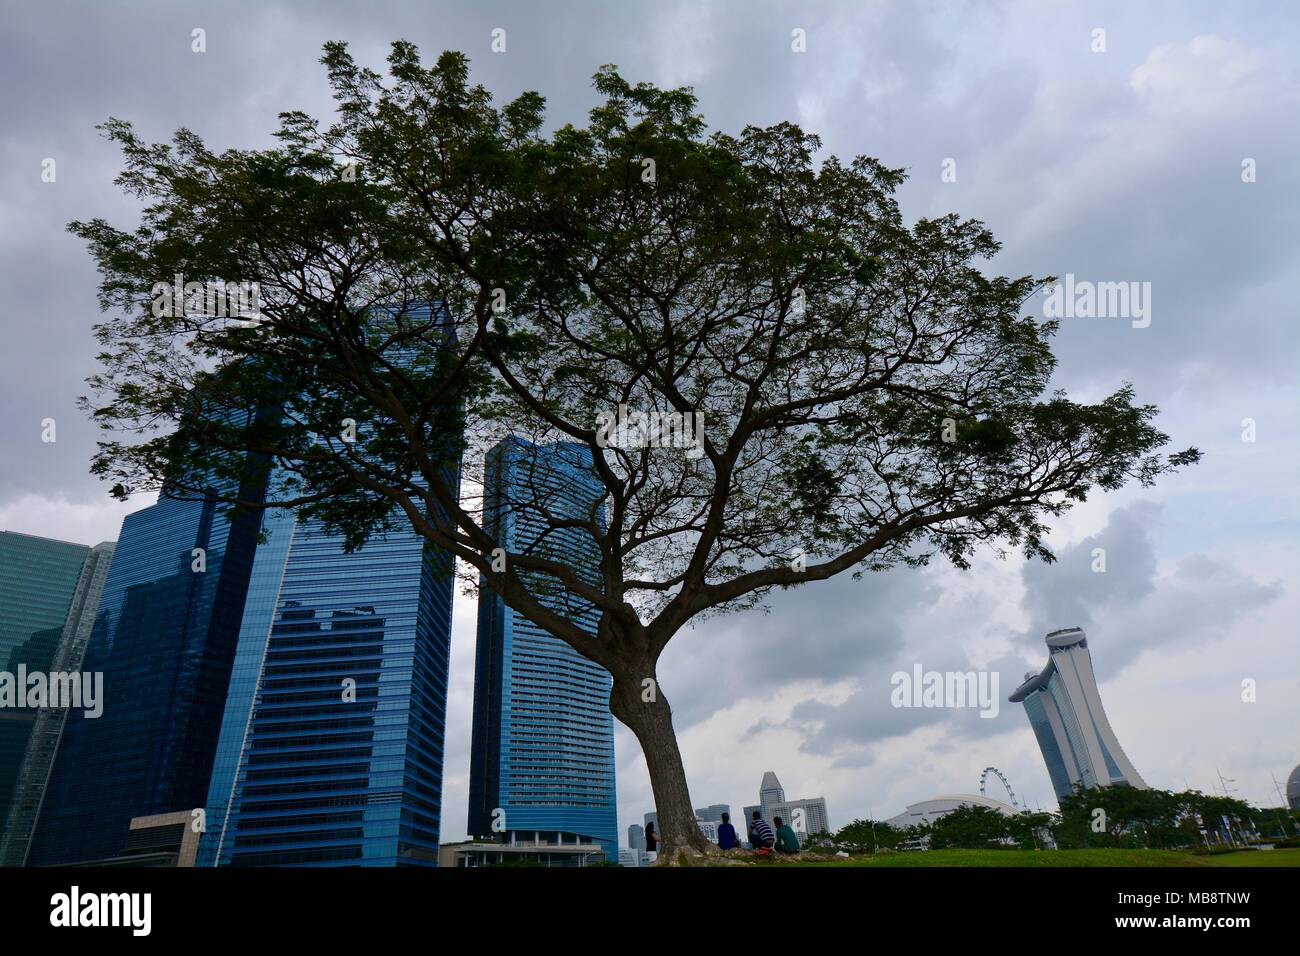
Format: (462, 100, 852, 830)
(609, 670, 713, 862)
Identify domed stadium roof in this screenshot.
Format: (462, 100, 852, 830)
(1287, 764, 1300, 809)
(884, 794, 1018, 830)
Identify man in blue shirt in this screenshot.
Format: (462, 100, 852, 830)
(717, 812, 738, 850)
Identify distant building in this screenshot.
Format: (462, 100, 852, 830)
(749, 771, 831, 837)
(643, 811, 657, 831)
(768, 797, 830, 837)
(760, 771, 785, 807)
(1287, 765, 1300, 811)
(440, 835, 606, 868)
(1010, 627, 1147, 800)
(628, 823, 645, 851)
(695, 803, 729, 823)
(885, 794, 1017, 830)
(0, 533, 114, 866)
(618, 847, 649, 867)
(696, 818, 719, 843)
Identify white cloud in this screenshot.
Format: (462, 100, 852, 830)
(0, 491, 148, 546)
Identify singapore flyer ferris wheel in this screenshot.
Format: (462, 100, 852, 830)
(979, 767, 1020, 810)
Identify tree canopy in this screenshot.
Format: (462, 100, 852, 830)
(73, 40, 1197, 854)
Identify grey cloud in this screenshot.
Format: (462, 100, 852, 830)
(1020, 501, 1161, 644)
(657, 563, 936, 729)
(1019, 501, 1283, 676)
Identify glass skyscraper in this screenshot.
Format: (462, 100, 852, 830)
(0, 536, 114, 865)
(199, 499, 458, 867)
(0, 532, 112, 857)
(199, 301, 462, 867)
(1010, 627, 1148, 801)
(467, 438, 618, 860)
(27, 490, 264, 866)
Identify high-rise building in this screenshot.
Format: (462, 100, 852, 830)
(760, 771, 785, 808)
(0, 532, 92, 830)
(0, 535, 114, 866)
(695, 803, 730, 823)
(750, 772, 831, 837)
(467, 438, 617, 860)
(0, 535, 113, 863)
(628, 823, 645, 850)
(199, 501, 458, 867)
(1009, 627, 1148, 801)
(27, 489, 265, 866)
(196, 299, 461, 866)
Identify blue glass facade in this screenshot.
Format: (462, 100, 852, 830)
(200, 503, 457, 867)
(1022, 693, 1074, 800)
(468, 438, 617, 859)
(0, 532, 93, 839)
(27, 491, 264, 865)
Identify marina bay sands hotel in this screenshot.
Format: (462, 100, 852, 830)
(1010, 627, 1148, 800)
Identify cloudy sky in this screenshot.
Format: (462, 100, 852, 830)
(2, 0, 1297, 840)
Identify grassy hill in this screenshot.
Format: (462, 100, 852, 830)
(736, 847, 1300, 867)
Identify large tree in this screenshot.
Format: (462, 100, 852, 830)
(75, 41, 1196, 859)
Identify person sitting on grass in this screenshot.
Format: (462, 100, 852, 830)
(717, 812, 738, 850)
(749, 811, 776, 853)
(774, 816, 801, 854)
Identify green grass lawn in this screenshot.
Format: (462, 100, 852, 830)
(743, 847, 1300, 867)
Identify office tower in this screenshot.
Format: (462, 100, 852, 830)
(695, 803, 729, 823)
(27, 487, 265, 866)
(0, 533, 110, 853)
(467, 438, 618, 860)
(200, 498, 458, 867)
(0, 536, 114, 865)
(752, 772, 831, 837)
(769, 797, 831, 837)
(1009, 627, 1148, 801)
(628, 823, 645, 851)
(760, 771, 785, 808)
(643, 812, 657, 831)
(200, 300, 462, 865)
(0, 531, 91, 832)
